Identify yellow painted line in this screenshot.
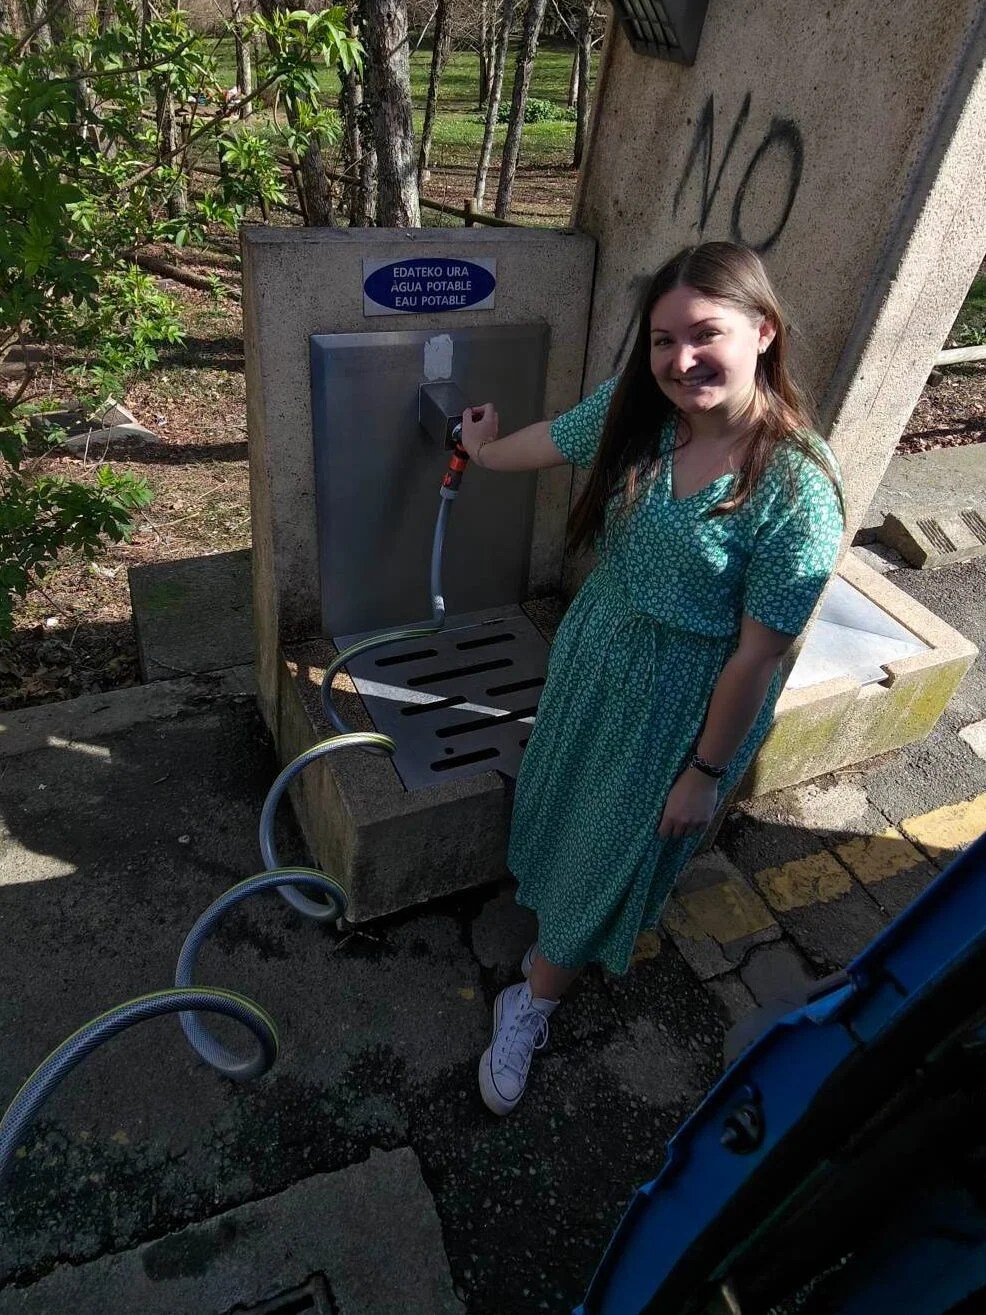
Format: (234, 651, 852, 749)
(678, 879, 777, 943)
(754, 852, 852, 912)
(901, 793, 986, 859)
(683, 795, 984, 937)
(834, 827, 926, 885)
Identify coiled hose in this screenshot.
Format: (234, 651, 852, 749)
(0, 439, 471, 1189)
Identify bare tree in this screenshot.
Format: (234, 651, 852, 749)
(339, 53, 377, 223)
(360, 0, 420, 225)
(144, 0, 189, 216)
(472, 0, 515, 209)
(572, 0, 594, 167)
(336, 0, 373, 223)
(417, 0, 453, 188)
(478, 0, 497, 106)
(231, 0, 254, 118)
(493, 0, 546, 219)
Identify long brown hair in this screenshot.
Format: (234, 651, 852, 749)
(567, 242, 843, 555)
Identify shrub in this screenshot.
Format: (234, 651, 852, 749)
(496, 97, 574, 124)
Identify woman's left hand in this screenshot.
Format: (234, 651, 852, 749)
(658, 768, 719, 839)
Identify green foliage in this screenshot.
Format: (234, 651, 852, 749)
(950, 275, 986, 349)
(496, 96, 576, 124)
(0, 2, 361, 638)
(0, 456, 153, 636)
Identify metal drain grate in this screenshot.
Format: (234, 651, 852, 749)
(335, 607, 549, 790)
(228, 1273, 335, 1315)
(880, 506, 986, 568)
(961, 509, 986, 545)
(916, 517, 956, 554)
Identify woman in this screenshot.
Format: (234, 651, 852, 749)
(460, 242, 844, 1116)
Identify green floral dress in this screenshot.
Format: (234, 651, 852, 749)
(508, 377, 844, 975)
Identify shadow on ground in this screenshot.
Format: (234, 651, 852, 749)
(0, 683, 960, 1313)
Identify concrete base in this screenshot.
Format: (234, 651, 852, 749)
(276, 638, 511, 923)
(741, 554, 978, 798)
(273, 597, 568, 922)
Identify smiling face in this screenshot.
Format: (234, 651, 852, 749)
(648, 284, 777, 421)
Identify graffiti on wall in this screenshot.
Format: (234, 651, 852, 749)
(673, 91, 805, 254)
(609, 93, 805, 368)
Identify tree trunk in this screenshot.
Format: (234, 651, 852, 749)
(19, 0, 51, 48)
(287, 153, 310, 223)
(156, 84, 189, 218)
(338, 0, 375, 225)
(478, 0, 497, 107)
(417, 0, 453, 189)
(360, 0, 420, 226)
(231, 0, 254, 119)
(257, 0, 335, 225)
(339, 64, 361, 222)
(50, 0, 100, 144)
(493, 0, 547, 219)
(356, 98, 378, 225)
(567, 45, 578, 108)
(473, 0, 515, 210)
(139, 0, 188, 217)
(299, 132, 335, 225)
(0, 0, 23, 37)
(572, 0, 593, 168)
(339, 77, 377, 223)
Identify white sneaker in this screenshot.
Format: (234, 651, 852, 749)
(521, 943, 537, 979)
(478, 982, 557, 1116)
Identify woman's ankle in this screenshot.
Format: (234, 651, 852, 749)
(528, 953, 580, 1002)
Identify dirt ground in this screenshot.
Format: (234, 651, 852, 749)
(2, 201, 983, 713)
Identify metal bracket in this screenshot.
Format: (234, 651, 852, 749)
(418, 379, 468, 449)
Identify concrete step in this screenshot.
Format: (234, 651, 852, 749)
(858, 443, 986, 543)
(878, 506, 986, 567)
(0, 1151, 464, 1315)
(128, 549, 253, 682)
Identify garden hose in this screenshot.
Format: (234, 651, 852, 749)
(0, 439, 470, 1190)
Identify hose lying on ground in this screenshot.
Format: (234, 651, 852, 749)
(0, 442, 470, 1190)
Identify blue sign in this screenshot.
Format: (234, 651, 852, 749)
(362, 256, 497, 316)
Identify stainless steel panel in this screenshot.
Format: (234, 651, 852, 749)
(336, 607, 548, 790)
(311, 324, 548, 637)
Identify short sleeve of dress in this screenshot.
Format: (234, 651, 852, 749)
(548, 375, 619, 469)
(743, 447, 844, 636)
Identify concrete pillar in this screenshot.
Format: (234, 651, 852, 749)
(573, 2, 986, 548)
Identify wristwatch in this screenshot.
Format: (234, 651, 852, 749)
(689, 753, 728, 781)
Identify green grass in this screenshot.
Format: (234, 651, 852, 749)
(950, 273, 986, 348)
(212, 37, 594, 171)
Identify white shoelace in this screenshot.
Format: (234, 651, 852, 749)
(496, 1005, 550, 1082)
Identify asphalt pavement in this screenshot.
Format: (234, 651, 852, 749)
(0, 555, 983, 1314)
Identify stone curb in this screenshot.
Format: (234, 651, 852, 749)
(0, 666, 256, 759)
